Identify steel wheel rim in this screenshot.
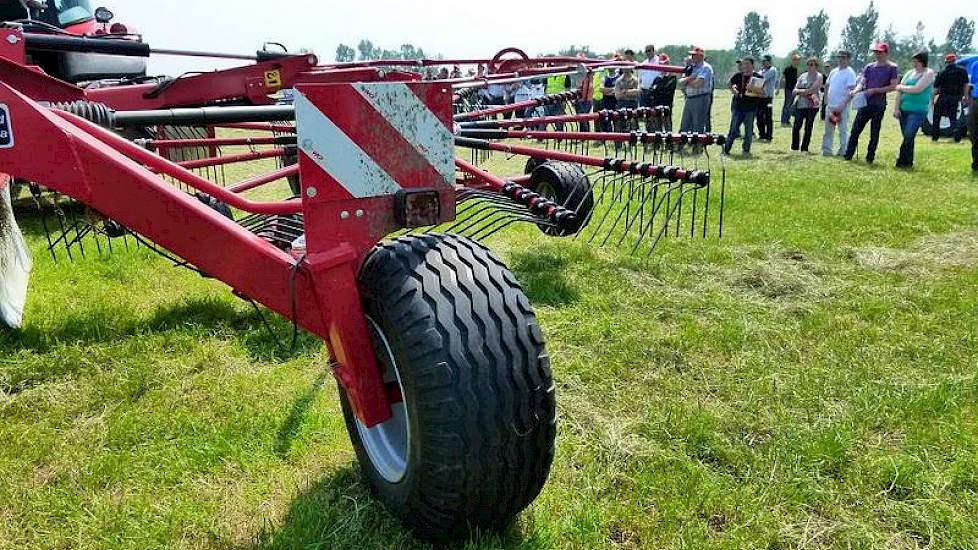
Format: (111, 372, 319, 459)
(536, 180, 557, 202)
(355, 316, 411, 484)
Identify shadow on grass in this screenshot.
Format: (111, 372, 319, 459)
(275, 369, 331, 458)
(249, 466, 534, 550)
(508, 249, 580, 306)
(1, 297, 319, 392)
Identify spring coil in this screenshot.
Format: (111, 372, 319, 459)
(47, 101, 115, 128)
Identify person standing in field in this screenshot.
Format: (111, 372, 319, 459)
(724, 56, 762, 156)
(779, 53, 801, 126)
(639, 45, 662, 131)
(791, 58, 823, 153)
(651, 53, 677, 131)
(844, 43, 900, 164)
(679, 46, 714, 133)
(932, 53, 970, 142)
(822, 50, 858, 157)
(893, 51, 936, 169)
(614, 67, 641, 132)
(967, 58, 978, 172)
(758, 55, 778, 140)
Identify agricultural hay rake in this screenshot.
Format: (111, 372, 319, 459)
(0, 17, 728, 541)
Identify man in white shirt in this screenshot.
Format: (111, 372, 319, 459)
(822, 50, 859, 156)
(639, 45, 662, 131)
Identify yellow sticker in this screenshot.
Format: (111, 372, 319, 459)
(264, 70, 282, 88)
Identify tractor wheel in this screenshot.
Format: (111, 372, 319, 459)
(340, 233, 556, 541)
(523, 156, 545, 175)
(529, 161, 594, 236)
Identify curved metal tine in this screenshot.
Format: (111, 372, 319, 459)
(628, 180, 682, 254)
(718, 165, 726, 239)
(598, 173, 645, 246)
(448, 203, 514, 235)
(645, 184, 704, 255)
(582, 169, 623, 243)
(470, 214, 551, 241)
(31, 189, 58, 262)
(674, 180, 686, 237)
(616, 174, 657, 247)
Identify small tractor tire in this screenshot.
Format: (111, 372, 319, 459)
(340, 233, 556, 541)
(523, 156, 546, 175)
(529, 161, 594, 236)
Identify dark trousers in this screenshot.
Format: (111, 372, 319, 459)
(615, 99, 640, 132)
(932, 97, 963, 141)
(896, 111, 926, 167)
(725, 108, 756, 154)
(844, 104, 887, 162)
(706, 93, 714, 132)
(968, 103, 978, 170)
(757, 97, 773, 139)
(791, 108, 818, 151)
(781, 91, 795, 124)
(576, 100, 593, 132)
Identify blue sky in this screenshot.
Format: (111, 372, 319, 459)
(102, 0, 972, 75)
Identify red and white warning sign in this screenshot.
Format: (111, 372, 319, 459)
(294, 82, 454, 201)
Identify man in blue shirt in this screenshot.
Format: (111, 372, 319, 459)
(679, 47, 714, 133)
(962, 55, 978, 171)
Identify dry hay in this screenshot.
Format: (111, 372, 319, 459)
(853, 230, 978, 275)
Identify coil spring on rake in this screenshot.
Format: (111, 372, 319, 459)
(46, 100, 116, 127)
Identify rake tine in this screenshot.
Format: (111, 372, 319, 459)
(31, 187, 58, 262)
(645, 185, 704, 256)
(585, 171, 623, 244)
(629, 180, 681, 255)
(674, 182, 684, 238)
(718, 166, 726, 239)
(616, 175, 658, 247)
(599, 173, 644, 247)
(53, 201, 74, 262)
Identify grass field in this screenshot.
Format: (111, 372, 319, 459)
(2, 91, 978, 549)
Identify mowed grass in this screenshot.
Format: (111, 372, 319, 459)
(2, 91, 978, 549)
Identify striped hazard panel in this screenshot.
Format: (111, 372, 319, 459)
(294, 82, 454, 200)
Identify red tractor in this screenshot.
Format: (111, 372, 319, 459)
(0, 0, 146, 83)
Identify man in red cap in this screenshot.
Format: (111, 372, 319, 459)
(931, 52, 969, 142)
(679, 46, 714, 134)
(844, 43, 899, 163)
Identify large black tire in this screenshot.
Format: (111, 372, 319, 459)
(340, 233, 556, 541)
(529, 161, 594, 236)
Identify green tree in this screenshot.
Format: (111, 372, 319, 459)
(944, 17, 975, 54)
(840, 2, 879, 67)
(797, 10, 830, 60)
(335, 43, 355, 63)
(908, 21, 928, 54)
(399, 44, 426, 61)
(558, 45, 594, 58)
(356, 39, 377, 61)
(735, 11, 773, 58)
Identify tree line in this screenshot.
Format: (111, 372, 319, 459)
(335, 5, 973, 77)
(740, 3, 973, 68)
(334, 40, 437, 63)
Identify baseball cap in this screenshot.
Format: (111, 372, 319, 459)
(762, 54, 772, 62)
(945, 52, 957, 62)
(871, 43, 889, 53)
(688, 47, 705, 56)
